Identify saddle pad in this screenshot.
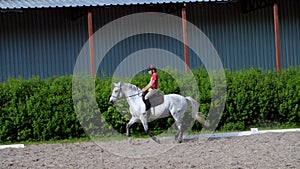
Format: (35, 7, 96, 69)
(148, 90, 164, 107)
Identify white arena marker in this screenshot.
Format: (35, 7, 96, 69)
(180, 128, 300, 140)
(0, 144, 24, 150)
(251, 128, 259, 133)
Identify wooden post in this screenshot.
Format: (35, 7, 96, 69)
(273, 3, 282, 73)
(182, 4, 190, 74)
(88, 12, 95, 77)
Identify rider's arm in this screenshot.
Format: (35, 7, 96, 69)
(142, 79, 155, 92)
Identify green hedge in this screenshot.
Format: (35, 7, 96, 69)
(221, 67, 300, 130)
(1, 67, 300, 143)
(0, 76, 84, 143)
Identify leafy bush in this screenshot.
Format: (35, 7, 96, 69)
(0, 76, 85, 143)
(221, 67, 300, 131)
(1, 67, 300, 143)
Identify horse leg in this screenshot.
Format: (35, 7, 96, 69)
(175, 121, 183, 143)
(140, 113, 160, 144)
(126, 117, 138, 142)
(171, 111, 184, 143)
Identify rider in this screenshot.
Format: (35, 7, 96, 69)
(142, 65, 158, 111)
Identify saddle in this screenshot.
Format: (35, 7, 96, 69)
(148, 89, 164, 107)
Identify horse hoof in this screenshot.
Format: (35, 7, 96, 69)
(127, 137, 132, 143)
(152, 137, 160, 144)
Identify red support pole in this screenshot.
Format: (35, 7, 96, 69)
(273, 3, 282, 73)
(88, 12, 95, 77)
(182, 5, 190, 74)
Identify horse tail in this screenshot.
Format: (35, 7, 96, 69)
(185, 97, 205, 126)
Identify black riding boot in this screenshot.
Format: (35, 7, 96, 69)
(142, 92, 151, 111)
(144, 99, 151, 111)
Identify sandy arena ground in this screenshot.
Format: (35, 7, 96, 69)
(1, 132, 300, 169)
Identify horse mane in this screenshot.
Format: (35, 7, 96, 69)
(123, 83, 141, 91)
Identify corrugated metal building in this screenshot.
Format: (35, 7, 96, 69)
(0, 0, 299, 81)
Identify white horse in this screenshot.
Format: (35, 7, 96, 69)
(109, 82, 205, 143)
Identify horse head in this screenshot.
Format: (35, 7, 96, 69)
(109, 82, 124, 105)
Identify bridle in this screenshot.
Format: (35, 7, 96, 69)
(110, 86, 122, 99)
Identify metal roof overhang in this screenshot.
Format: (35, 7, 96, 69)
(0, 0, 232, 10)
(239, 0, 277, 13)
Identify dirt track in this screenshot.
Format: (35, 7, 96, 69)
(1, 132, 300, 169)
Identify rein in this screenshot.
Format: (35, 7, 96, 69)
(127, 92, 142, 98)
(111, 91, 141, 98)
